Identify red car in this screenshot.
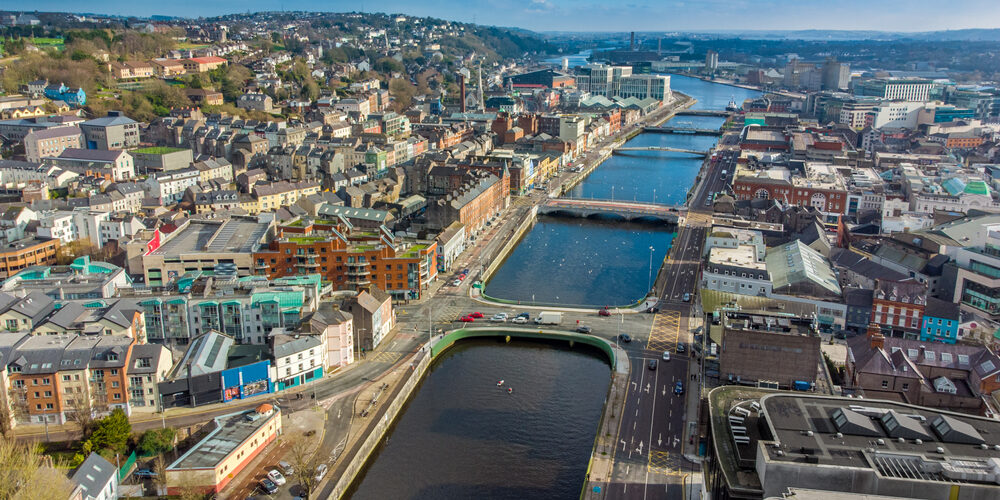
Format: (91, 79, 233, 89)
(470, 312, 484, 318)
(459, 315, 475, 322)
(598, 308, 611, 317)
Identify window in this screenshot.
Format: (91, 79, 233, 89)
(881, 380, 889, 389)
(62, 375, 71, 381)
(42, 378, 50, 385)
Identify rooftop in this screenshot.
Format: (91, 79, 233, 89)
(168, 407, 279, 470)
(709, 245, 764, 269)
(151, 218, 270, 256)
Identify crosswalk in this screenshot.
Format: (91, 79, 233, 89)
(685, 212, 713, 226)
(647, 311, 681, 353)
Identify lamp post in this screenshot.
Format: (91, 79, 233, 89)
(648, 246, 655, 293)
(653, 188, 656, 204)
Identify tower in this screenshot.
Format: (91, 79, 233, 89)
(477, 61, 484, 112)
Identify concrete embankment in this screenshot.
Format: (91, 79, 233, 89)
(480, 205, 538, 285)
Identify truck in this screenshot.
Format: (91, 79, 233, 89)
(534, 311, 563, 325)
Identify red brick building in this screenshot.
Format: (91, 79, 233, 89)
(871, 279, 927, 339)
(731, 163, 850, 214)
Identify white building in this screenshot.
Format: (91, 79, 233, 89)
(145, 168, 200, 204)
(870, 101, 926, 129)
(37, 209, 111, 248)
(270, 331, 328, 390)
(617, 74, 672, 102)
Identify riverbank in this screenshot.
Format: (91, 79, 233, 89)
(671, 71, 764, 93)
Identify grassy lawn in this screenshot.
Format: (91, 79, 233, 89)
(176, 42, 210, 50)
(133, 146, 186, 155)
(287, 236, 328, 244)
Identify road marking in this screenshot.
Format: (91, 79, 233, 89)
(647, 450, 684, 476)
(647, 310, 681, 352)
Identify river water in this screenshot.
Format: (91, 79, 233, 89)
(484, 74, 759, 306)
(347, 339, 611, 500)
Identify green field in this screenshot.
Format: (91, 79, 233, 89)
(177, 42, 210, 50)
(132, 146, 186, 155)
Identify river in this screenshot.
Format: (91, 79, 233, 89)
(346, 339, 611, 499)
(483, 74, 759, 307)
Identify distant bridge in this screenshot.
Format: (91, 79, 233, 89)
(675, 109, 731, 117)
(613, 146, 708, 157)
(644, 126, 722, 136)
(538, 198, 684, 224)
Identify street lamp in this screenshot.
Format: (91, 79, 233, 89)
(653, 188, 656, 204)
(648, 246, 655, 293)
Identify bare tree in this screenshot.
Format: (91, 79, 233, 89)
(0, 397, 13, 438)
(65, 395, 97, 439)
(151, 455, 169, 498)
(0, 439, 75, 500)
(285, 435, 324, 499)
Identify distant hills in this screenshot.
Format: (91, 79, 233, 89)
(541, 28, 1000, 42)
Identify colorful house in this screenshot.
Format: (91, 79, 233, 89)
(920, 297, 961, 344)
(43, 83, 86, 107)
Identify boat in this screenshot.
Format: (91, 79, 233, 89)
(726, 97, 740, 112)
(497, 380, 504, 386)
(507, 387, 513, 394)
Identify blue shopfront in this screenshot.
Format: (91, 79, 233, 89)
(220, 360, 274, 402)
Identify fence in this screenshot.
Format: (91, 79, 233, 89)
(118, 450, 137, 482)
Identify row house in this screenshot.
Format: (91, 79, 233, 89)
(871, 279, 928, 339)
(732, 162, 850, 214)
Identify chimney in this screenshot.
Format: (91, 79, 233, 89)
(870, 333, 885, 351)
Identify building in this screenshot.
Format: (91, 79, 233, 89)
(43, 83, 86, 107)
(616, 74, 671, 102)
(237, 93, 275, 113)
(920, 297, 961, 344)
(0, 238, 59, 279)
(343, 286, 394, 352)
(141, 217, 271, 286)
(182, 56, 227, 73)
(52, 148, 135, 181)
(847, 325, 1000, 412)
(166, 404, 281, 495)
(425, 170, 510, 233)
(855, 78, 934, 102)
(79, 112, 139, 149)
(706, 387, 1000, 500)
(270, 331, 326, 391)
(821, 58, 850, 91)
(732, 162, 849, 214)
(871, 279, 927, 339)
(70, 452, 119, 500)
(23, 126, 84, 162)
(304, 302, 354, 369)
(716, 309, 821, 388)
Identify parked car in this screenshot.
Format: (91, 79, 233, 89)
(576, 325, 592, 334)
(133, 469, 157, 478)
(489, 314, 507, 322)
(517, 312, 530, 319)
(674, 381, 685, 395)
(645, 306, 659, 313)
(278, 460, 294, 476)
(662, 351, 671, 361)
(462, 268, 470, 275)
(470, 312, 484, 318)
(267, 469, 286, 486)
(315, 464, 328, 482)
(648, 359, 657, 370)
(259, 478, 278, 495)
(682, 293, 691, 302)
(451, 279, 461, 286)
(676, 343, 685, 353)
(598, 308, 611, 317)
(511, 316, 528, 324)
(619, 333, 632, 343)
(459, 315, 475, 322)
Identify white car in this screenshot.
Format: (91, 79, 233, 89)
(267, 469, 286, 486)
(314, 464, 328, 482)
(451, 280, 461, 286)
(489, 314, 507, 322)
(511, 317, 528, 324)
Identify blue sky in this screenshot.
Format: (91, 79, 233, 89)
(27, 0, 1000, 32)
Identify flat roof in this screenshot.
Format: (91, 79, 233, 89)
(709, 245, 764, 269)
(151, 219, 269, 256)
(169, 408, 279, 470)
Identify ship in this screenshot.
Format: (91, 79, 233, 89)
(725, 97, 740, 112)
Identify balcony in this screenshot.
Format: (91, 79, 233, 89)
(346, 267, 371, 277)
(347, 276, 372, 286)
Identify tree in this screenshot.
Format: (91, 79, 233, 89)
(285, 436, 324, 499)
(0, 397, 12, 438)
(151, 454, 169, 497)
(65, 395, 99, 440)
(0, 440, 75, 500)
(138, 427, 176, 456)
(90, 407, 131, 456)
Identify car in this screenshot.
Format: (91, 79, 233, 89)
(517, 312, 530, 319)
(278, 460, 294, 476)
(133, 469, 157, 478)
(451, 279, 461, 286)
(469, 311, 484, 318)
(676, 343, 686, 353)
(511, 316, 528, 324)
(674, 381, 685, 395)
(314, 464, 328, 482)
(648, 359, 657, 370)
(682, 293, 691, 302)
(461, 268, 470, 275)
(458, 274, 467, 281)
(662, 351, 671, 361)
(267, 469, 286, 486)
(459, 315, 475, 322)
(645, 306, 659, 313)
(258, 478, 278, 495)
(619, 333, 632, 343)
(575, 325, 592, 334)
(598, 308, 611, 317)
(489, 314, 507, 322)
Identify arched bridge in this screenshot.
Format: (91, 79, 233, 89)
(538, 198, 684, 224)
(613, 146, 708, 157)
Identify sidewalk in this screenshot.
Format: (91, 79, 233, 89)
(581, 342, 630, 499)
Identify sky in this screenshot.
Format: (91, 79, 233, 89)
(24, 0, 1000, 32)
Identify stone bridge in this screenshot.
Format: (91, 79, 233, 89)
(538, 198, 684, 224)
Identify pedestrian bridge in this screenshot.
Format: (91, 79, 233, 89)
(644, 126, 721, 136)
(538, 198, 683, 224)
(613, 146, 708, 157)
(676, 109, 730, 117)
